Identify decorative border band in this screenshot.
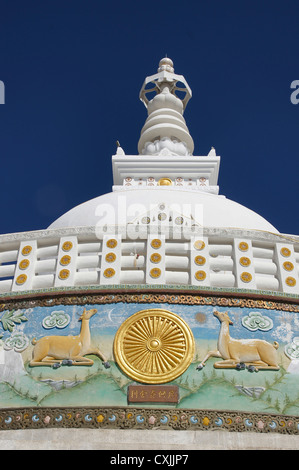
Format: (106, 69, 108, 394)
(1, 290, 299, 314)
(1, 283, 299, 302)
(0, 406, 298, 434)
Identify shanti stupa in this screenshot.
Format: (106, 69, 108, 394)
(0, 57, 299, 449)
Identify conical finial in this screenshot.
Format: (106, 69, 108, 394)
(116, 140, 125, 155)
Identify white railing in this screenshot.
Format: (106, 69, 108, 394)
(0, 226, 298, 296)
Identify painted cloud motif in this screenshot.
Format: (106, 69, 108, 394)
(285, 337, 299, 360)
(241, 311, 273, 332)
(4, 332, 29, 352)
(42, 311, 70, 329)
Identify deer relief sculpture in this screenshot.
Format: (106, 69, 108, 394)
(30, 308, 110, 369)
(197, 310, 279, 372)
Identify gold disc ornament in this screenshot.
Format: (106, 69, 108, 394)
(113, 309, 195, 384)
(21, 245, 32, 256)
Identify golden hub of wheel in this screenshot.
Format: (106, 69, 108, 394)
(113, 309, 195, 384)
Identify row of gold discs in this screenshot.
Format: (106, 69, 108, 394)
(103, 239, 118, 279)
(280, 246, 296, 287)
(15, 245, 33, 285)
(193, 240, 206, 281)
(149, 239, 162, 278)
(238, 241, 253, 283)
(58, 241, 73, 280)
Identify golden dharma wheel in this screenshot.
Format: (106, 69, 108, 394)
(113, 309, 195, 384)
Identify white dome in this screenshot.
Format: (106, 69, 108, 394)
(48, 188, 278, 234)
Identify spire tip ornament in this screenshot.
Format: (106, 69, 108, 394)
(138, 58, 194, 156)
(158, 57, 174, 73)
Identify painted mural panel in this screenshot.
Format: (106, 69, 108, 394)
(0, 297, 298, 419)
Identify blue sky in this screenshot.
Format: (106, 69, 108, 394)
(0, 1, 298, 236)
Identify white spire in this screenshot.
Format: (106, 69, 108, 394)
(138, 57, 194, 156)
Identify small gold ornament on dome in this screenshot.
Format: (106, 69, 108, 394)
(62, 241, 73, 252)
(238, 242, 249, 252)
(150, 253, 162, 264)
(150, 268, 161, 278)
(239, 257, 251, 267)
(16, 274, 27, 285)
(158, 177, 172, 186)
(286, 277, 296, 287)
(59, 269, 70, 280)
(240, 272, 252, 283)
(193, 240, 205, 251)
(151, 239, 162, 249)
(195, 270, 206, 281)
(21, 245, 32, 256)
(194, 255, 206, 266)
(105, 252, 116, 263)
(103, 268, 115, 278)
(106, 239, 118, 249)
(60, 255, 71, 266)
(281, 247, 291, 258)
(19, 259, 30, 270)
(283, 261, 294, 272)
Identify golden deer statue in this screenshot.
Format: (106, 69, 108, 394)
(30, 308, 110, 369)
(197, 310, 279, 372)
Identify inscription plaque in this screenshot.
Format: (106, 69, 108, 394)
(128, 385, 179, 404)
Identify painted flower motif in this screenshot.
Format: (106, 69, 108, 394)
(242, 312, 273, 332)
(148, 415, 156, 425)
(257, 420, 265, 429)
(42, 311, 70, 329)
